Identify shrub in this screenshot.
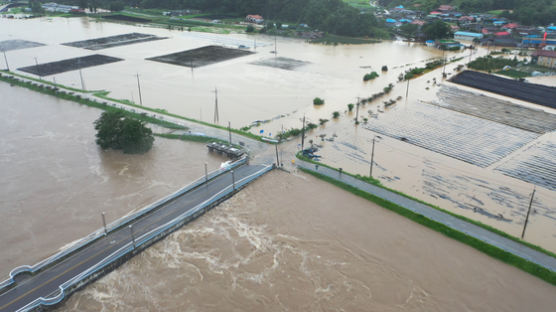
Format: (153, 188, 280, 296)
(313, 97, 325, 105)
(381, 65, 388, 71)
(246, 25, 255, 33)
(363, 71, 379, 81)
(332, 111, 340, 118)
(347, 103, 355, 111)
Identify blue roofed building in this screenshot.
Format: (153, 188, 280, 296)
(454, 31, 484, 41)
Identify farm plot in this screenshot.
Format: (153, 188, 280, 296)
(495, 137, 556, 191)
(0, 39, 44, 52)
(251, 57, 309, 70)
(18, 54, 123, 76)
(363, 104, 539, 168)
(62, 33, 166, 50)
(435, 86, 556, 134)
(146, 45, 253, 68)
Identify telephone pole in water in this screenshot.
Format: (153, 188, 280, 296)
(521, 187, 536, 239)
(213, 88, 219, 124)
(301, 115, 306, 151)
(136, 73, 143, 106)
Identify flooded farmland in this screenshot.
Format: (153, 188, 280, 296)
(0, 82, 226, 277)
(1, 14, 555, 310)
(59, 171, 556, 311)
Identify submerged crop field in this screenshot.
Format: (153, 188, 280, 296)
(251, 57, 310, 70)
(496, 137, 556, 191)
(0, 39, 44, 52)
(363, 104, 539, 168)
(146, 45, 254, 68)
(451, 71, 556, 109)
(62, 33, 167, 50)
(435, 86, 556, 134)
(18, 54, 123, 76)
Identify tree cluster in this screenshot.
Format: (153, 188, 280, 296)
(61, 0, 388, 37)
(94, 111, 154, 154)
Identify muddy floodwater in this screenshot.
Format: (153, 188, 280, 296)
(0, 82, 226, 277)
(60, 171, 556, 311)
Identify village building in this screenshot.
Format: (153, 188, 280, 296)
(454, 31, 484, 41)
(246, 14, 264, 24)
(532, 50, 556, 68)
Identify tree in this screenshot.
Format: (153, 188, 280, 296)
(109, 1, 125, 11)
(29, 0, 44, 14)
(422, 20, 451, 40)
(94, 111, 154, 154)
(400, 23, 418, 38)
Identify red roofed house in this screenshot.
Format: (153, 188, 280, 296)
(495, 31, 510, 37)
(532, 50, 556, 68)
(504, 23, 519, 29)
(411, 20, 425, 26)
(430, 11, 442, 15)
(438, 5, 454, 11)
(482, 28, 491, 35)
(246, 14, 264, 24)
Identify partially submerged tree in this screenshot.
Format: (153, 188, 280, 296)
(94, 111, 154, 154)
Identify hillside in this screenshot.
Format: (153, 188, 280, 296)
(378, 0, 556, 25)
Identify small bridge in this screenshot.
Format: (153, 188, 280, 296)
(0, 158, 273, 312)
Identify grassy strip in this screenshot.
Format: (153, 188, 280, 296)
(2, 70, 264, 143)
(296, 153, 556, 259)
(300, 168, 556, 285)
(311, 34, 382, 45)
(0, 74, 186, 130)
(1, 70, 87, 93)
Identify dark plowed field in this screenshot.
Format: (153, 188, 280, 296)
(0, 40, 44, 52)
(18, 54, 123, 76)
(102, 14, 151, 23)
(147, 45, 254, 68)
(451, 71, 556, 109)
(62, 33, 166, 50)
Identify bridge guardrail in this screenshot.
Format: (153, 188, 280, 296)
(0, 157, 248, 292)
(15, 164, 273, 312)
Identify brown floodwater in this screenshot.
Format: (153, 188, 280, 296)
(60, 170, 556, 311)
(0, 82, 226, 277)
(0, 16, 450, 129)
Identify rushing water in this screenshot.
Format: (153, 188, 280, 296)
(60, 171, 556, 311)
(0, 82, 226, 277)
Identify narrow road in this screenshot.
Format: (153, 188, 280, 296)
(0, 164, 268, 312)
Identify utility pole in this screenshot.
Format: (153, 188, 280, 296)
(129, 225, 136, 249)
(213, 88, 219, 124)
(101, 212, 107, 235)
(3, 51, 9, 71)
(405, 78, 410, 105)
(521, 187, 536, 239)
(355, 97, 360, 124)
(228, 121, 232, 145)
(79, 69, 86, 90)
(369, 137, 376, 178)
(275, 143, 280, 166)
(442, 49, 447, 78)
(136, 73, 143, 106)
(301, 115, 306, 151)
(34, 57, 40, 77)
(274, 33, 277, 56)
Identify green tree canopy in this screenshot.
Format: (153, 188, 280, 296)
(94, 111, 154, 154)
(423, 20, 451, 40)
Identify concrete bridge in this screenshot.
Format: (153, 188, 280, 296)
(0, 159, 273, 312)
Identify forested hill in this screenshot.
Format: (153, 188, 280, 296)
(65, 0, 389, 38)
(378, 0, 556, 25)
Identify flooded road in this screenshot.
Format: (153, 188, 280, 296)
(60, 171, 556, 311)
(0, 82, 226, 277)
